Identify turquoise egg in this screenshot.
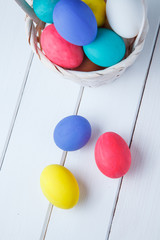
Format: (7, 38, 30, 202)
(33, 0, 59, 23)
(83, 28, 126, 67)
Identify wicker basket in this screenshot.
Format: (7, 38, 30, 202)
(15, 0, 149, 87)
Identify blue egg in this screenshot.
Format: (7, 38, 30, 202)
(54, 115, 91, 151)
(53, 0, 97, 46)
(83, 28, 126, 67)
(33, 0, 59, 23)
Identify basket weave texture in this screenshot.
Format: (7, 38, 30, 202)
(24, 0, 149, 87)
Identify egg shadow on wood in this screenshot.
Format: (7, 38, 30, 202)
(127, 141, 144, 177)
(75, 176, 89, 206)
(86, 124, 103, 149)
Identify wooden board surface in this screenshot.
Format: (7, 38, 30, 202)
(109, 26, 160, 240)
(0, 0, 160, 239)
(45, 1, 160, 239)
(0, 0, 31, 164)
(0, 56, 80, 239)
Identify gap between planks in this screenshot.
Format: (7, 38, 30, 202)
(0, 52, 34, 170)
(39, 24, 160, 239)
(5, 21, 158, 237)
(40, 86, 84, 240)
(106, 23, 160, 240)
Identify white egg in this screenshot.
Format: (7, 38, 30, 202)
(106, 0, 143, 39)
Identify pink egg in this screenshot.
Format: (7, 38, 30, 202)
(95, 132, 131, 178)
(41, 25, 84, 69)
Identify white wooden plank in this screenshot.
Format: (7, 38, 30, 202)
(0, 0, 32, 160)
(45, 1, 160, 239)
(0, 56, 80, 240)
(108, 27, 160, 240)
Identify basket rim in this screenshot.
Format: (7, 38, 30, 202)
(24, 0, 149, 87)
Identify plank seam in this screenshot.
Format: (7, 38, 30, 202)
(39, 151, 69, 240)
(39, 86, 85, 240)
(40, 204, 53, 240)
(106, 23, 160, 240)
(0, 52, 34, 170)
(129, 24, 160, 149)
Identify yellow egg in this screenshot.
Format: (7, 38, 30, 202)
(40, 165, 79, 209)
(82, 0, 106, 27)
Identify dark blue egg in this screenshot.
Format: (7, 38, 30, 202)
(54, 115, 91, 151)
(53, 0, 97, 46)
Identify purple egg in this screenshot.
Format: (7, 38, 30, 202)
(53, 0, 97, 46)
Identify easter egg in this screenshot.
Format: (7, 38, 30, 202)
(82, 0, 106, 27)
(40, 165, 79, 209)
(41, 25, 84, 69)
(74, 56, 105, 72)
(33, 0, 59, 23)
(95, 132, 131, 178)
(54, 115, 91, 151)
(53, 0, 97, 46)
(83, 28, 126, 67)
(106, 0, 143, 38)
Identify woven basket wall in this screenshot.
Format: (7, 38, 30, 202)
(17, 0, 149, 87)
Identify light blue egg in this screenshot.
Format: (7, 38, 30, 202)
(83, 28, 126, 67)
(33, 0, 59, 23)
(54, 115, 91, 151)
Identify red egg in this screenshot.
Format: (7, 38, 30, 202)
(95, 132, 131, 178)
(41, 25, 84, 69)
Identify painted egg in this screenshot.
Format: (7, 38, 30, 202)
(95, 132, 131, 178)
(53, 0, 97, 46)
(106, 0, 143, 38)
(74, 56, 105, 72)
(82, 0, 106, 27)
(54, 115, 91, 151)
(33, 0, 59, 23)
(40, 165, 79, 209)
(41, 25, 84, 69)
(83, 28, 126, 67)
